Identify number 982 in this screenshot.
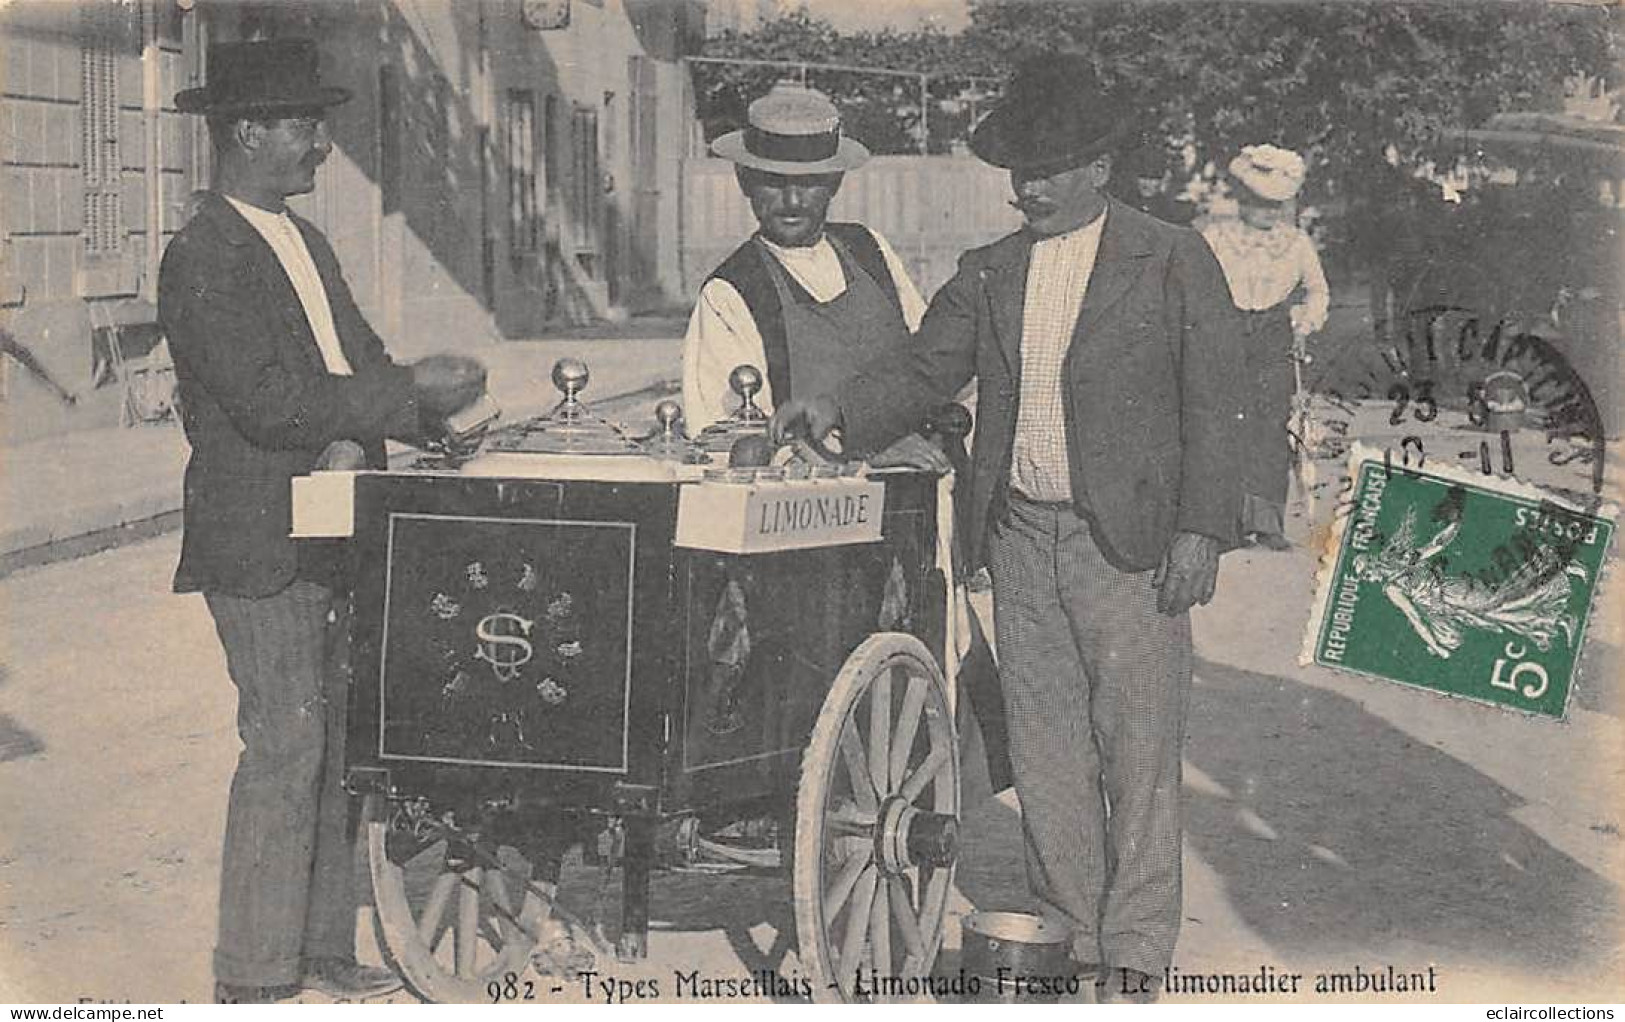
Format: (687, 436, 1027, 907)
(488, 971, 535, 1002)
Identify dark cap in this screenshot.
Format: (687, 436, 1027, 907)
(970, 53, 1136, 175)
(174, 39, 351, 117)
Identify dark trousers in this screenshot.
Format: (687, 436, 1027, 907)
(986, 496, 1191, 976)
(1238, 305, 1295, 537)
(958, 608, 1014, 792)
(205, 581, 356, 987)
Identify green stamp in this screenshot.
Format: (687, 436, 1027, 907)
(1303, 447, 1615, 719)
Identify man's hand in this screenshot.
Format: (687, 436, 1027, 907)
(313, 439, 367, 471)
(868, 433, 953, 474)
(411, 354, 488, 419)
(770, 395, 842, 446)
(1152, 531, 1221, 615)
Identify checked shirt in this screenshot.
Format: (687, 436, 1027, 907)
(1010, 211, 1105, 503)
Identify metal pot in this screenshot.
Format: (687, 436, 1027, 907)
(959, 911, 1076, 1003)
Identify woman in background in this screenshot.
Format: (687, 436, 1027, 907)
(1201, 144, 1330, 549)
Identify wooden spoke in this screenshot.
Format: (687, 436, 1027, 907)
(823, 847, 874, 921)
(488, 870, 513, 913)
(416, 871, 459, 945)
(868, 665, 892, 797)
(839, 722, 878, 813)
(898, 742, 950, 804)
(887, 674, 928, 791)
(826, 800, 877, 831)
(486, 870, 521, 944)
(887, 875, 926, 963)
(455, 867, 482, 978)
(918, 865, 950, 950)
(870, 872, 893, 978)
(836, 865, 879, 998)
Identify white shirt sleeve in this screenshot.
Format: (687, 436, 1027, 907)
(681, 277, 773, 433)
(683, 227, 925, 433)
(1291, 231, 1331, 337)
(871, 229, 927, 331)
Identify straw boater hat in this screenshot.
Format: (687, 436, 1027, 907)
(174, 38, 351, 116)
(711, 83, 870, 175)
(969, 53, 1136, 175)
(1228, 144, 1307, 203)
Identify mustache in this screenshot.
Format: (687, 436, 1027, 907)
(1009, 197, 1053, 214)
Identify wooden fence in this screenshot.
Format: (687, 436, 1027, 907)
(680, 154, 1022, 302)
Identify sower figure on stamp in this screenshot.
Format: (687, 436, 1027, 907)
(683, 80, 1015, 795)
(772, 55, 1247, 1002)
(159, 40, 487, 1004)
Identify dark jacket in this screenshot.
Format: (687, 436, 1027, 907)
(837, 200, 1248, 573)
(158, 192, 417, 597)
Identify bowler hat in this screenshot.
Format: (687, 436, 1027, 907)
(174, 39, 351, 116)
(711, 82, 870, 176)
(970, 54, 1134, 174)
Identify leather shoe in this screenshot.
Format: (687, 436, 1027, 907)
(213, 981, 298, 1004)
(1096, 966, 1162, 1004)
(300, 958, 404, 1000)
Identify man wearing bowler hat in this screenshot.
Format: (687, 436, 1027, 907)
(161, 39, 486, 1002)
(774, 55, 1247, 1001)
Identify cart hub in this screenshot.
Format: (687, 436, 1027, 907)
(878, 797, 959, 873)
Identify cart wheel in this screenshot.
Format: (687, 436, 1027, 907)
(794, 633, 960, 1003)
(367, 814, 547, 1003)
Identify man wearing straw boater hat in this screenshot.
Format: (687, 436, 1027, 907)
(685, 81, 1017, 796)
(683, 82, 935, 445)
(774, 54, 1248, 1002)
(160, 38, 486, 1003)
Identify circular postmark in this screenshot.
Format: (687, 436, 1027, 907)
(1296, 301, 1610, 526)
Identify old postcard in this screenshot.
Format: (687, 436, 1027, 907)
(1, 0, 1619, 1008)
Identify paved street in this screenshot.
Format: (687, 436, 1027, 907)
(3, 0, 1619, 1003)
(2, 467, 1619, 1003)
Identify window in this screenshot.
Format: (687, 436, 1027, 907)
(80, 0, 124, 256)
(544, 93, 561, 211)
(571, 104, 599, 253)
(506, 90, 538, 263)
(379, 65, 401, 216)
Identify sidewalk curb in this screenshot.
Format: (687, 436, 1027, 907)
(0, 510, 183, 578)
(0, 378, 679, 579)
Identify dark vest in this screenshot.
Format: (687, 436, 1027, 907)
(708, 222, 907, 406)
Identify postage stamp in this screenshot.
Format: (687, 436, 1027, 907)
(1302, 444, 1616, 719)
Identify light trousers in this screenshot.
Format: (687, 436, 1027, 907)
(987, 496, 1192, 975)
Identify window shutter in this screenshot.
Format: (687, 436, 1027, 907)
(80, 0, 124, 257)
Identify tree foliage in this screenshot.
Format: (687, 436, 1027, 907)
(695, 1, 1616, 201)
(694, 10, 1000, 153)
(962, 0, 1616, 208)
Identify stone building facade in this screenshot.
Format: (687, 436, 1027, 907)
(1, 0, 704, 444)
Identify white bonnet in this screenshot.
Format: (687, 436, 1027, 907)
(1229, 144, 1307, 203)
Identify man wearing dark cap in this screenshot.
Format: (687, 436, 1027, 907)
(160, 39, 486, 1003)
(774, 56, 1247, 1001)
